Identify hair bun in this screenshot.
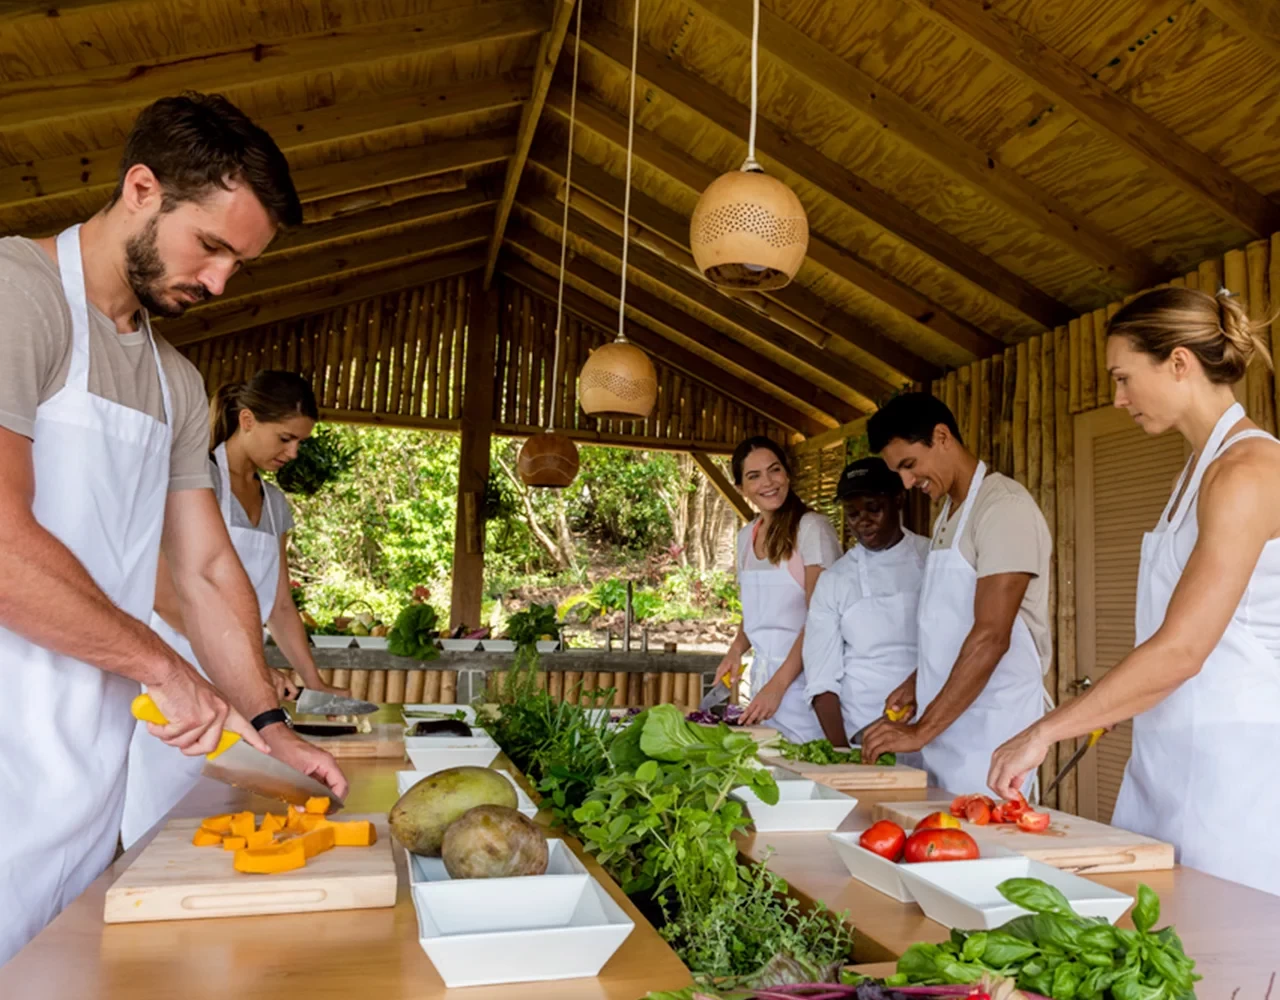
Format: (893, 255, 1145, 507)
(1216, 287, 1265, 369)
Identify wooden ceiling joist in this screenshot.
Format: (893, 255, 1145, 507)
(688, 0, 1162, 292)
(162, 248, 487, 347)
(1199, 0, 1280, 64)
(527, 146, 938, 384)
(0, 73, 531, 214)
(576, 22, 1073, 330)
(505, 225, 855, 428)
(902, 0, 1280, 238)
(0, 1, 544, 132)
(519, 192, 896, 405)
(484, 0, 578, 288)
(500, 254, 823, 437)
(545, 87, 1003, 360)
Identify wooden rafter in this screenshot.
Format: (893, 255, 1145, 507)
(0, 2, 543, 131)
(544, 88, 1003, 360)
(519, 192, 896, 405)
(508, 223, 858, 425)
(0, 73, 530, 214)
(691, 453, 753, 522)
(1199, 0, 1280, 64)
(902, 0, 1280, 238)
(577, 22, 1072, 330)
(527, 146, 938, 383)
(160, 248, 487, 347)
(501, 255, 824, 437)
(484, 0, 578, 288)
(688, 0, 1162, 291)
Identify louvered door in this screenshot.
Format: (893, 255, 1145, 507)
(1074, 406, 1189, 822)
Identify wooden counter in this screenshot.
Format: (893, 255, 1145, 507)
(0, 759, 692, 1000)
(741, 788, 1280, 997)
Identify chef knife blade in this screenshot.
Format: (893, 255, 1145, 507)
(131, 694, 343, 812)
(698, 673, 732, 719)
(295, 688, 378, 717)
(1043, 728, 1105, 797)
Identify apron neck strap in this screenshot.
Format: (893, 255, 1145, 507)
(747, 517, 805, 589)
(1166, 402, 1245, 532)
(932, 460, 987, 548)
(214, 442, 277, 534)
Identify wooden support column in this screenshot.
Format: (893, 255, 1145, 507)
(690, 452, 752, 522)
(450, 283, 498, 629)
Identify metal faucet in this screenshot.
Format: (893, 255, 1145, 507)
(624, 580, 634, 653)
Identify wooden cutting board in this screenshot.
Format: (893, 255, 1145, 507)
(104, 814, 397, 923)
(873, 799, 1175, 874)
(298, 723, 405, 759)
(765, 757, 929, 791)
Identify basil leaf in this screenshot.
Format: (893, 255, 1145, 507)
(1079, 924, 1120, 953)
(1133, 883, 1160, 934)
(937, 959, 986, 985)
(896, 942, 945, 983)
(635, 759, 659, 783)
(1034, 913, 1084, 951)
(980, 930, 1041, 967)
(961, 931, 988, 963)
(999, 877, 1079, 917)
(1052, 960, 1082, 1000)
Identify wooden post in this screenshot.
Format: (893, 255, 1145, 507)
(450, 280, 497, 630)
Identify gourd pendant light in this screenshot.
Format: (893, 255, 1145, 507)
(518, 0, 584, 488)
(689, 0, 808, 290)
(578, 0, 658, 421)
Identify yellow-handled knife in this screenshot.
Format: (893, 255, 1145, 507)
(131, 694, 240, 759)
(850, 703, 915, 745)
(1043, 728, 1105, 797)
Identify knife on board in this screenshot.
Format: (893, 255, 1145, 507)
(294, 688, 378, 718)
(131, 694, 343, 812)
(698, 672, 733, 719)
(1043, 728, 1106, 797)
(849, 703, 913, 747)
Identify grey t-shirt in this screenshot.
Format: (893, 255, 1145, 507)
(210, 458, 294, 536)
(0, 236, 211, 492)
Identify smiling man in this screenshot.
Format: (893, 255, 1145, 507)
(859, 394, 1051, 797)
(0, 92, 346, 965)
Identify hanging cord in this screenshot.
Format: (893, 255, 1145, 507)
(741, 0, 761, 173)
(547, 0, 584, 433)
(615, 0, 642, 343)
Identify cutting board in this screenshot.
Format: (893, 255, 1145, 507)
(104, 814, 397, 923)
(765, 757, 928, 791)
(298, 723, 405, 759)
(873, 799, 1175, 874)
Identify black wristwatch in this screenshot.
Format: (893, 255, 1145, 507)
(249, 707, 292, 732)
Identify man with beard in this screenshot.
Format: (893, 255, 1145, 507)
(0, 92, 347, 966)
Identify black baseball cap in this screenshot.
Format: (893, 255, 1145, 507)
(835, 457, 903, 501)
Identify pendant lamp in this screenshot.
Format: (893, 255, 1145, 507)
(579, 0, 658, 422)
(518, 0, 585, 488)
(689, 0, 808, 290)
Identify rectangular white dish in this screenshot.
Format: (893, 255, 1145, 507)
(396, 769, 537, 817)
(439, 638, 482, 652)
(896, 855, 1135, 929)
(412, 873, 634, 986)
(353, 635, 388, 650)
(730, 780, 856, 832)
(311, 635, 355, 649)
(536, 640, 561, 653)
(481, 639, 517, 652)
(404, 729, 498, 750)
(828, 829, 1020, 904)
(401, 703, 477, 724)
(406, 746, 500, 770)
(405, 838, 584, 885)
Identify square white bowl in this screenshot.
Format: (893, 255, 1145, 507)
(412, 874, 634, 987)
(404, 837, 585, 885)
(896, 855, 1135, 930)
(536, 640, 561, 653)
(401, 703, 477, 724)
(440, 638, 482, 652)
(407, 746, 500, 770)
(828, 829, 1020, 904)
(353, 635, 388, 650)
(404, 728, 498, 750)
(311, 635, 355, 649)
(481, 639, 517, 652)
(396, 769, 538, 818)
(730, 780, 857, 832)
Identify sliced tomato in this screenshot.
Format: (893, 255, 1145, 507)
(1016, 809, 1052, 833)
(964, 798, 992, 826)
(950, 794, 974, 818)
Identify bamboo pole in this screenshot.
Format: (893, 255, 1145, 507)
(1027, 337, 1042, 500)
(1052, 324, 1074, 813)
(548, 670, 563, 701)
(564, 670, 581, 704)
(454, 276, 468, 421)
(331, 666, 350, 690)
(440, 670, 457, 704)
(349, 669, 369, 700)
(407, 288, 429, 418)
(610, 674, 624, 708)
(956, 365, 972, 445)
(627, 672, 642, 707)
(1092, 309, 1110, 407)
(421, 281, 443, 420)
(644, 671, 659, 706)
(388, 290, 411, 416)
(1013, 342, 1028, 484)
(362, 299, 381, 411)
(670, 671, 687, 708)
(1198, 258, 1222, 297)
(337, 303, 361, 411)
(582, 670, 598, 706)
(367, 669, 386, 704)
(1067, 318, 1081, 415)
(423, 670, 442, 703)
(977, 358, 991, 465)
(659, 670, 674, 706)
(437, 278, 457, 420)
(1079, 314, 1097, 411)
(318, 668, 334, 685)
(386, 668, 406, 704)
(404, 668, 424, 703)
(376, 292, 402, 413)
(347, 301, 368, 411)
(1239, 245, 1276, 434)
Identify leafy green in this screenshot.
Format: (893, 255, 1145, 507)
(774, 738, 896, 767)
(386, 602, 440, 659)
(275, 425, 358, 496)
(505, 602, 560, 647)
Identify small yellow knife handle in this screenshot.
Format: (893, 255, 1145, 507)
(1086, 727, 1105, 748)
(885, 705, 912, 723)
(131, 693, 240, 760)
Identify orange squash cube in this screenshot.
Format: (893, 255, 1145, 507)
(192, 828, 223, 847)
(304, 796, 330, 815)
(229, 811, 256, 839)
(260, 813, 286, 835)
(297, 825, 336, 859)
(245, 830, 274, 849)
(200, 814, 234, 834)
(222, 836, 247, 850)
(330, 820, 376, 847)
(234, 839, 306, 874)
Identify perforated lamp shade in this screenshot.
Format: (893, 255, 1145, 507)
(690, 170, 809, 290)
(518, 431, 580, 488)
(579, 340, 657, 420)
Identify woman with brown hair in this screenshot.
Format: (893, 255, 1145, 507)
(989, 286, 1280, 895)
(716, 437, 841, 741)
(121, 370, 345, 848)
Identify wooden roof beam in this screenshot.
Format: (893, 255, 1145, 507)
(901, 0, 1280, 237)
(576, 21, 1072, 330)
(162, 248, 487, 347)
(0, 1, 543, 131)
(691, 453, 753, 522)
(1199, 0, 1280, 64)
(518, 191, 896, 405)
(527, 145, 938, 383)
(545, 88, 1003, 360)
(688, 0, 1161, 291)
(500, 253, 824, 437)
(484, 0, 579, 289)
(0, 73, 531, 214)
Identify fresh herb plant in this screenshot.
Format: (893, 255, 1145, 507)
(775, 738, 897, 767)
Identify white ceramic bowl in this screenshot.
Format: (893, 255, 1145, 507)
(896, 855, 1135, 930)
(404, 729, 498, 750)
(412, 875, 634, 987)
(353, 636, 388, 650)
(536, 640, 561, 653)
(396, 769, 537, 817)
(406, 746, 500, 770)
(440, 638, 482, 652)
(311, 635, 355, 649)
(481, 639, 517, 652)
(401, 704, 477, 724)
(404, 838, 584, 885)
(828, 829, 1019, 903)
(730, 780, 857, 832)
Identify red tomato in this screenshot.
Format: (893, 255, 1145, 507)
(858, 820, 907, 862)
(992, 798, 1027, 824)
(913, 811, 962, 833)
(1016, 809, 1051, 833)
(950, 794, 974, 817)
(964, 798, 992, 826)
(903, 828, 980, 863)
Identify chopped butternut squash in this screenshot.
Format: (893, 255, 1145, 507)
(192, 828, 224, 847)
(298, 814, 331, 833)
(304, 796, 330, 815)
(329, 820, 376, 847)
(260, 813, 286, 835)
(284, 809, 306, 833)
(200, 813, 234, 834)
(296, 824, 336, 859)
(245, 830, 274, 850)
(222, 836, 247, 850)
(234, 839, 306, 874)
(229, 811, 256, 839)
